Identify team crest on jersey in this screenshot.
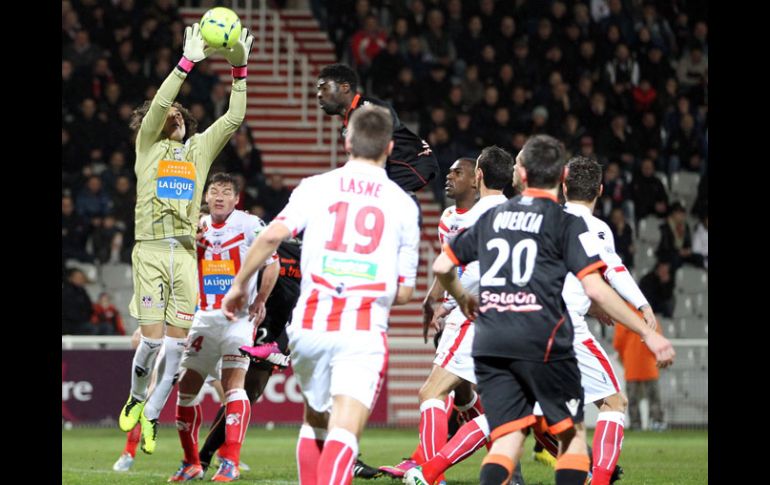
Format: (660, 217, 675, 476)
(202, 260, 236, 295)
(141, 295, 153, 308)
(156, 160, 196, 200)
(172, 147, 184, 160)
(211, 240, 223, 254)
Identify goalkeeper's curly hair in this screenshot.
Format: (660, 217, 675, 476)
(129, 101, 198, 142)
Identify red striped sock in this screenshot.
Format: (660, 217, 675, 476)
(219, 389, 251, 464)
(419, 399, 448, 462)
(592, 412, 625, 485)
(422, 414, 489, 483)
(176, 404, 203, 465)
(297, 425, 327, 485)
(317, 428, 358, 485)
(124, 422, 141, 457)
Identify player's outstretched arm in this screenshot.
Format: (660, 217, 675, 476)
(582, 272, 675, 367)
(136, 23, 213, 151)
(223, 222, 290, 320)
(249, 258, 280, 324)
(195, 28, 253, 165)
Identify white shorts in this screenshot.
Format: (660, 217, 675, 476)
(433, 315, 476, 384)
(181, 310, 254, 377)
(573, 332, 621, 404)
(287, 327, 388, 413)
(533, 332, 621, 417)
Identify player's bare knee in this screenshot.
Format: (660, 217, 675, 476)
(220, 368, 247, 393)
(604, 392, 628, 412)
(178, 368, 205, 395)
(304, 405, 329, 429)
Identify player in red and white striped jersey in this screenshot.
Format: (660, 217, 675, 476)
(169, 173, 279, 483)
(222, 105, 420, 485)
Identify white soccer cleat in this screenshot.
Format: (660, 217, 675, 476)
(403, 466, 429, 485)
(112, 453, 135, 472)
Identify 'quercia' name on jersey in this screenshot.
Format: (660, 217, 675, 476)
(493, 211, 544, 233)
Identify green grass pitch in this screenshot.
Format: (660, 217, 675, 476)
(62, 426, 707, 484)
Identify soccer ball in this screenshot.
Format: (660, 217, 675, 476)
(200, 7, 242, 49)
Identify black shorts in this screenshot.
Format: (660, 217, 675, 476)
(474, 356, 584, 441)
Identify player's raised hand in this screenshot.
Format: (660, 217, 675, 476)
(183, 23, 215, 63)
(643, 332, 675, 369)
(221, 285, 247, 321)
(456, 292, 479, 321)
(222, 28, 254, 67)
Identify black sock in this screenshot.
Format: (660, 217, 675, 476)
(199, 405, 226, 467)
(480, 463, 511, 485)
(555, 469, 588, 485)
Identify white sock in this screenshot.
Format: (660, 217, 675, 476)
(143, 336, 186, 419)
(130, 336, 163, 401)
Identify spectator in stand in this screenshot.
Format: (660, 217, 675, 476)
(63, 29, 104, 72)
(456, 16, 487, 68)
(91, 213, 125, 264)
(599, 161, 631, 219)
(219, 126, 264, 187)
(76, 175, 112, 225)
(101, 151, 132, 194)
(631, 157, 668, 221)
(459, 64, 484, 108)
(92, 292, 127, 336)
(596, 113, 639, 174)
(420, 8, 456, 70)
(609, 206, 635, 270)
(657, 201, 698, 271)
(62, 268, 95, 335)
(637, 111, 663, 161)
(392, 67, 421, 123)
(666, 113, 705, 174)
(350, 14, 388, 84)
(676, 45, 708, 93)
(370, 37, 405, 99)
(63, 195, 92, 263)
(639, 261, 675, 318)
(692, 213, 708, 270)
(257, 173, 292, 222)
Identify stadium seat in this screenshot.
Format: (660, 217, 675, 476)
(659, 317, 677, 338)
(692, 292, 708, 318)
(680, 370, 708, 403)
(670, 171, 699, 196)
(672, 296, 693, 318)
(654, 171, 670, 193)
(678, 317, 708, 339)
(633, 243, 657, 274)
(101, 263, 133, 290)
(636, 216, 662, 246)
(675, 266, 708, 294)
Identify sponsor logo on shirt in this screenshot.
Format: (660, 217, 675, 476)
(156, 160, 196, 200)
(202, 260, 236, 294)
(479, 290, 543, 313)
(322, 255, 377, 280)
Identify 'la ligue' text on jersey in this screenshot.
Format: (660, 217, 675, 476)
(197, 210, 274, 312)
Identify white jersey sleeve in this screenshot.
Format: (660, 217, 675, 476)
(398, 201, 420, 288)
(596, 220, 649, 309)
(273, 178, 313, 237)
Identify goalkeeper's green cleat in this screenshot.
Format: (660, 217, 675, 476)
(118, 396, 145, 432)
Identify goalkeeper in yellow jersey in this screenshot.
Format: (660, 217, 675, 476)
(117, 23, 253, 455)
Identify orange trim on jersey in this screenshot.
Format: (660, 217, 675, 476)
(576, 261, 608, 280)
(481, 453, 514, 472)
(555, 453, 590, 471)
(344, 94, 362, 127)
(549, 417, 575, 435)
(490, 415, 537, 441)
(522, 188, 558, 202)
(302, 289, 320, 329)
(443, 243, 461, 265)
(543, 316, 566, 362)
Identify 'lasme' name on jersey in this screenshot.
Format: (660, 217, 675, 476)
(493, 211, 544, 233)
(339, 177, 383, 197)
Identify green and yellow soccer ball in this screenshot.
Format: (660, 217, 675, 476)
(200, 7, 242, 48)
